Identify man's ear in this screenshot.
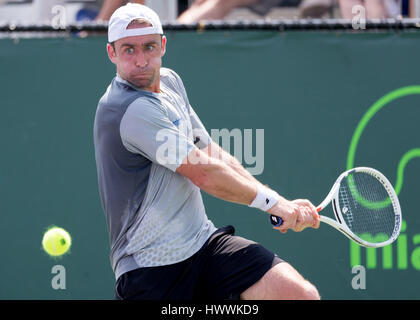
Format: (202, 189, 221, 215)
(161, 35, 167, 57)
(107, 43, 117, 64)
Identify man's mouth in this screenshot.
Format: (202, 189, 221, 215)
(134, 73, 150, 78)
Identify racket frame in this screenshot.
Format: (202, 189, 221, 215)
(271, 167, 402, 248)
(317, 167, 401, 248)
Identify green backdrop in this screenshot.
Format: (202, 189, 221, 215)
(0, 29, 419, 299)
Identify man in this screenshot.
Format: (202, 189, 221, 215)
(176, 0, 333, 23)
(94, 3, 321, 300)
(338, 0, 398, 19)
(96, 0, 145, 21)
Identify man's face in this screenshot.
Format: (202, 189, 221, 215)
(107, 33, 166, 93)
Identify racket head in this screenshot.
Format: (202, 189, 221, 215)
(330, 167, 402, 248)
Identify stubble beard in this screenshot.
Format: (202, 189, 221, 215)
(130, 69, 157, 91)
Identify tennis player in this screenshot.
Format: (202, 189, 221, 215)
(94, 3, 321, 300)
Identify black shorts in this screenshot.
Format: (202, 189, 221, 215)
(115, 225, 283, 300)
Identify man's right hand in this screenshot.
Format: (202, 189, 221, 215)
(267, 198, 320, 233)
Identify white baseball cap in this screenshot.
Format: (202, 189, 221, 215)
(108, 3, 163, 43)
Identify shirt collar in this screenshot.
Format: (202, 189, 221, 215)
(115, 73, 139, 90)
(115, 73, 165, 95)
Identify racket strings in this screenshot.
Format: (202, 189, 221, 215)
(338, 172, 396, 243)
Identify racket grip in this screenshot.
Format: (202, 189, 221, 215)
(271, 207, 320, 227)
(270, 215, 283, 227)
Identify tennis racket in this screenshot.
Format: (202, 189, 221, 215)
(270, 167, 402, 248)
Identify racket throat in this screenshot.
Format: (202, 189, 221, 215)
(332, 199, 342, 224)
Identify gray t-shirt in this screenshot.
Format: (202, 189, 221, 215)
(94, 68, 217, 280)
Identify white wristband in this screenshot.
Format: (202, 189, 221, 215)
(249, 184, 279, 212)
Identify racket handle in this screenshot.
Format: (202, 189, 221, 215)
(270, 215, 283, 227)
(270, 207, 321, 227)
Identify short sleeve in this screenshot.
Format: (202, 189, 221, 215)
(120, 97, 196, 172)
(189, 106, 212, 149)
(165, 69, 212, 150)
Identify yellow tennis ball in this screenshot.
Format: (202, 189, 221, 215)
(42, 227, 72, 257)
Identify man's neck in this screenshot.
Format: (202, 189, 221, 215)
(116, 73, 161, 93)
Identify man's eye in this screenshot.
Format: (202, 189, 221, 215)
(145, 45, 154, 51)
(125, 48, 134, 54)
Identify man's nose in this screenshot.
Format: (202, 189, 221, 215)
(135, 53, 147, 68)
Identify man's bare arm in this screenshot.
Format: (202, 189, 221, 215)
(201, 141, 264, 188)
(177, 147, 258, 206)
(176, 145, 320, 233)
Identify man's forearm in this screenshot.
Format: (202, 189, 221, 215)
(224, 151, 264, 188)
(205, 141, 265, 189)
(201, 159, 258, 205)
(178, 142, 279, 209)
(196, 152, 283, 216)
(177, 147, 258, 206)
(204, 142, 284, 211)
(178, 142, 319, 231)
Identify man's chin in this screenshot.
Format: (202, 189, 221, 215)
(129, 78, 153, 90)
